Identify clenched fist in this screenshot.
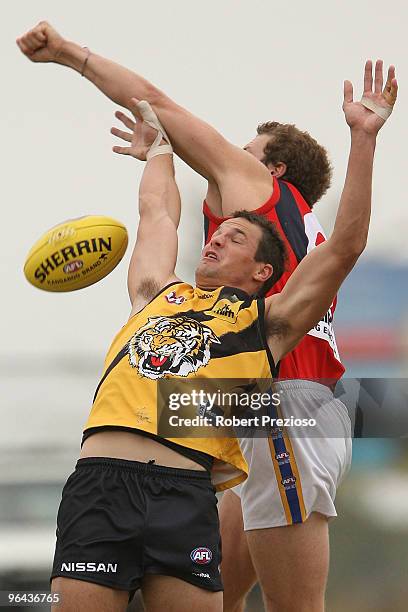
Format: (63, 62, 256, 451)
(16, 21, 65, 63)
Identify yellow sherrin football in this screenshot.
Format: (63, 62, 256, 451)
(24, 215, 128, 292)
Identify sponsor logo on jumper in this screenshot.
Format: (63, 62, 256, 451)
(302, 214, 340, 358)
(275, 451, 291, 465)
(307, 303, 340, 360)
(35, 237, 112, 284)
(197, 292, 215, 300)
(281, 476, 297, 490)
(322, 310, 333, 325)
(216, 304, 234, 318)
(192, 572, 211, 579)
(60, 562, 118, 573)
(190, 547, 213, 565)
(205, 298, 244, 323)
(165, 290, 186, 305)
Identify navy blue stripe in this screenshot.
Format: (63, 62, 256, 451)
(275, 181, 308, 264)
(204, 212, 210, 244)
(268, 401, 303, 524)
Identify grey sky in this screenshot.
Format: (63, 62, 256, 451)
(2, 0, 407, 360)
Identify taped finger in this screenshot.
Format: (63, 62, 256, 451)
(360, 96, 392, 121)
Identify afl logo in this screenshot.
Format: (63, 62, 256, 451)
(270, 427, 283, 440)
(190, 547, 212, 565)
(281, 476, 297, 490)
(276, 451, 290, 465)
(63, 260, 83, 274)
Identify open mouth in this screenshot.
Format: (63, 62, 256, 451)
(204, 251, 218, 261)
(145, 354, 170, 372)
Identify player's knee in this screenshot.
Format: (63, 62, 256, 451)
(263, 584, 325, 612)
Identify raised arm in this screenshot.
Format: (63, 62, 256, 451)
(16, 22, 272, 213)
(265, 60, 398, 364)
(114, 100, 181, 315)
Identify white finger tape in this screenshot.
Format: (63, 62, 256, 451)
(360, 96, 393, 121)
(136, 100, 174, 160)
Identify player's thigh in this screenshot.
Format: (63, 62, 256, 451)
(246, 512, 329, 609)
(51, 577, 129, 612)
(219, 489, 257, 601)
(141, 574, 222, 612)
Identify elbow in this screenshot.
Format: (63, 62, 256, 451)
(341, 246, 365, 276)
(330, 234, 367, 267)
(350, 235, 368, 259)
(342, 245, 365, 272)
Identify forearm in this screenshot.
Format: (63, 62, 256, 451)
(330, 129, 376, 259)
(19, 22, 274, 210)
(55, 41, 224, 180)
(127, 154, 180, 305)
(138, 154, 181, 227)
(57, 41, 161, 112)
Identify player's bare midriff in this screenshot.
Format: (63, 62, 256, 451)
(80, 430, 206, 471)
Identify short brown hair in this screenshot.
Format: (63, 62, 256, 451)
(233, 210, 287, 297)
(257, 122, 332, 206)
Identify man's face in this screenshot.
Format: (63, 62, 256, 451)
(243, 133, 271, 162)
(195, 218, 270, 292)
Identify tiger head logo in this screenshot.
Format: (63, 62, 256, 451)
(128, 316, 221, 380)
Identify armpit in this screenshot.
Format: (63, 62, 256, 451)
(136, 277, 161, 301)
(265, 315, 290, 340)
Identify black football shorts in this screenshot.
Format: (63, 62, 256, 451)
(51, 457, 222, 595)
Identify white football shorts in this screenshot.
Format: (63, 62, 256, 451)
(233, 380, 352, 530)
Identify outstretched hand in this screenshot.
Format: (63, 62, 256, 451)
(111, 99, 163, 161)
(343, 60, 398, 135)
(16, 21, 65, 63)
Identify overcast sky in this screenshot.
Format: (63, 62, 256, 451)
(2, 0, 407, 360)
